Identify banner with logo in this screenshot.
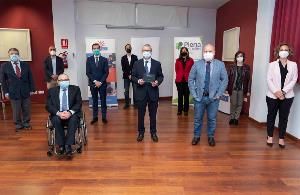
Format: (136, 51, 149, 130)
(172, 37, 203, 105)
(85, 38, 118, 107)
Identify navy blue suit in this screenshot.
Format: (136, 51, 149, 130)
(86, 55, 109, 119)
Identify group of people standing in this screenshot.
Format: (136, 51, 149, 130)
(0, 41, 298, 149)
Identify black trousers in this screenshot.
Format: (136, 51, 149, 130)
(266, 96, 294, 139)
(90, 85, 107, 119)
(137, 95, 158, 134)
(176, 82, 190, 112)
(51, 115, 79, 146)
(124, 78, 136, 106)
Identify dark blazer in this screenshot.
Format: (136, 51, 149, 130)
(86, 55, 109, 86)
(46, 85, 82, 117)
(227, 64, 251, 95)
(1, 61, 35, 100)
(44, 56, 64, 82)
(131, 59, 164, 101)
(121, 54, 138, 79)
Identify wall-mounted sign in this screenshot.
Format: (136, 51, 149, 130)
(61, 39, 68, 49)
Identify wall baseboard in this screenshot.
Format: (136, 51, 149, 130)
(248, 117, 300, 143)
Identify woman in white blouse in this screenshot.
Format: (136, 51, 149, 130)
(266, 43, 298, 148)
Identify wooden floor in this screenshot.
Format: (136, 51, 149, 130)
(0, 100, 300, 195)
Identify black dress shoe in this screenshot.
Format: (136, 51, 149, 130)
(65, 145, 72, 156)
(234, 119, 239, 125)
(208, 137, 216, 147)
(137, 133, 144, 142)
(102, 118, 108, 124)
(57, 146, 65, 155)
(23, 124, 32, 130)
(15, 125, 24, 132)
(191, 137, 200, 145)
(279, 144, 285, 149)
(177, 112, 182, 116)
(184, 112, 188, 116)
(151, 133, 158, 142)
(229, 119, 234, 125)
(90, 118, 98, 125)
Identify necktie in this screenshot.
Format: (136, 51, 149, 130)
(204, 61, 211, 93)
(14, 62, 21, 78)
(61, 89, 68, 111)
(95, 57, 99, 67)
(144, 61, 149, 74)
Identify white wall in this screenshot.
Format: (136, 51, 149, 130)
(75, 6, 216, 100)
(52, 0, 78, 85)
(250, 0, 300, 138)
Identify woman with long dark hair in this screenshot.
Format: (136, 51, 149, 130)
(175, 47, 194, 116)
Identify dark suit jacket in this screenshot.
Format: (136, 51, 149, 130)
(86, 55, 109, 86)
(46, 85, 82, 117)
(1, 61, 35, 100)
(131, 59, 164, 101)
(121, 54, 138, 79)
(44, 56, 64, 82)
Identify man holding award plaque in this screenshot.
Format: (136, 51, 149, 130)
(131, 44, 164, 142)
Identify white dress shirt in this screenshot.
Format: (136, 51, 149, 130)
(57, 87, 75, 115)
(127, 54, 131, 64)
(267, 59, 298, 99)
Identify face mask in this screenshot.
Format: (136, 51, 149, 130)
(10, 54, 20, 62)
(126, 49, 131, 53)
(236, 57, 244, 63)
(279, 50, 289, 59)
(203, 52, 214, 62)
(181, 52, 188, 57)
(93, 49, 100, 56)
(143, 51, 151, 59)
(50, 51, 56, 56)
(59, 80, 70, 90)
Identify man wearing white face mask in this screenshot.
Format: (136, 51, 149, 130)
(1, 48, 35, 131)
(131, 44, 164, 142)
(188, 44, 228, 147)
(44, 45, 64, 89)
(46, 74, 82, 156)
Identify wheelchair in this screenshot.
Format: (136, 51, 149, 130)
(46, 112, 88, 157)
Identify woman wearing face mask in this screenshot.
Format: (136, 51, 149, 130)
(226, 51, 251, 125)
(266, 43, 298, 148)
(175, 47, 194, 116)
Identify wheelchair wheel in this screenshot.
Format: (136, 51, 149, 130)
(84, 126, 88, 145)
(47, 151, 53, 157)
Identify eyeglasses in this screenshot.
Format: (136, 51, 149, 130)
(58, 79, 69, 81)
(50, 49, 56, 51)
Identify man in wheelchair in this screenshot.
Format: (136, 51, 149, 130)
(46, 73, 82, 156)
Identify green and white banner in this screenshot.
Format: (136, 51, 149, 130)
(172, 37, 203, 105)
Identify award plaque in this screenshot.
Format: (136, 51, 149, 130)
(143, 74, 155, 83)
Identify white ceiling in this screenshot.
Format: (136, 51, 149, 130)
(76, 0, 230, 9)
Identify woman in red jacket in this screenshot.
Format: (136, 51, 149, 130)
(175, 47, 194, 116)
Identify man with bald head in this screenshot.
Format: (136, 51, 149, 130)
(44, 45, 64, 89)
(46, 74, 82, 156)
(188, 44, 228, 146)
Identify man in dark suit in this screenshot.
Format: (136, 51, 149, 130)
(132, 44, 164, 142)
(86, 43, 109, 124)
(44, 45, 64, 89)
(1, 48, 35, 131)
(121, 44, 138, 109)
(46, 74, 82, 156)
